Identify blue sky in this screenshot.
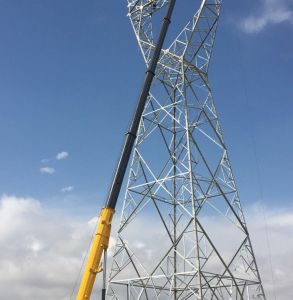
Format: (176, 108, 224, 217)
(0, 0, 292, 217)
(0, 1, 292, 299)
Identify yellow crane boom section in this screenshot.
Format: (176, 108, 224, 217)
(76, 208, 114, 300)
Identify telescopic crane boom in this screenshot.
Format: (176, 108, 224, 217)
(76, 1, 177, 299)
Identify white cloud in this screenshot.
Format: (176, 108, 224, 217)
(61, 186, 74, 193)
(0, 195, 292, 299)
(56, 152, 69, 160)
(0, 195, 102, 300)
(41, 151, 69, 163)
(40, 166, 55, 175)
(241, 0, 293, 34)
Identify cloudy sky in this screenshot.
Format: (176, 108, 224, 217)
(0, 0, 292, 299)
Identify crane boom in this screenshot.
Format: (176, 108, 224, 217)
(76, 1, 177, 299)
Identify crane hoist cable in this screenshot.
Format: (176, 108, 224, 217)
(76, 1, 177, 299)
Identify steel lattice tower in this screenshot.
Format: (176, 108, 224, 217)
(106, 1, 266, 299)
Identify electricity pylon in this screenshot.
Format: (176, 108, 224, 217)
(107, 1, 266, 299)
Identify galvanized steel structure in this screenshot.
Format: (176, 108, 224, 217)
(107, 1, 266, 299)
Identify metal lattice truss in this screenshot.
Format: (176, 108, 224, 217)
(107, 1, 266, 299)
